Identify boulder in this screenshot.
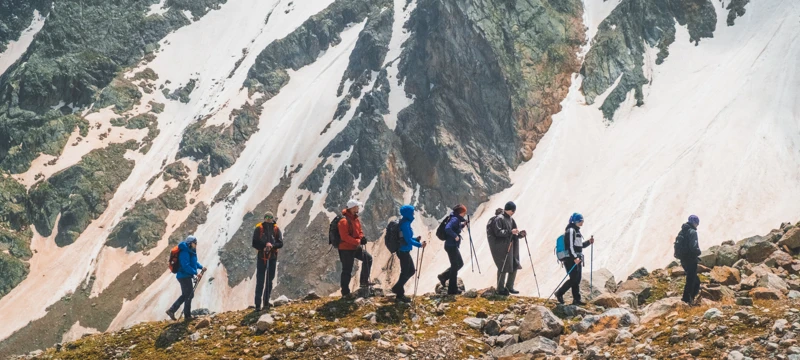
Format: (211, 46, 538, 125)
(312, 334, 337, 347)
(778, 227, 800, 249)
(699, 284, 735, 301)
(669, 267, 685, 277)
(740, 275, 757, 290)
(733, 258, 749, 270)
(716, 245, 740, 267)
(591, 293, 622, 308)
(739, 236, 778, 263)
(496, 334, 518, 347)
(484, 319, 501, 336)
(765, 251, 793, 268)
(256, 314, 274, 331)
(273, 295, 290, 307)
(194, 317, 211, 330)
(519, 306, 564, 340)
(617, 279, 652, 305)
(616, 290, 639, 309)
(703, 308, 723, 320)
(756, 273, 789, 292)
(789, 290, 800, 299)
(750, 287, 785, 300)
(489, 336, 558, 358)
(699, 247, 718, 268)
(571, 308, 639, 333)
(463, 288, 478, 298)
(735, 297, 753, 306)
(627, 267, 649, 280)
(464, 317, 486, 330)
(709, 266, 741, 285)
(641, 297, 687, 323)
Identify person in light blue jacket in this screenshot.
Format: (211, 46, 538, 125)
(166, 236, 206, 321)
(390, 205, 427, 303)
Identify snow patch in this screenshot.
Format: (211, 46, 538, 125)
(381, 0, 417, 130)
(147, 0, 169, 16)
(0, 10, 46, 76)
(61, 321, 100, 344)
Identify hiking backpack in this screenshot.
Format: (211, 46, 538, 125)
(329, 215, 344, 248)
(486, 215, 501, 239)
(555, 234, 569, 261)
(384, 220, 403, 253)
(673, 228, 689, 260)
(435, 215, 452, 241)
(168, 245, 181, 273)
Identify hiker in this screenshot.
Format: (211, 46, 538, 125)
(166, 236, 206, 321)
(555, 213, 595, 305)
(338, 199, 373, 297)
(391, 205, 427, 303)
(676, 215, 702, 305)
(252, 211, 283, 312)
(437, 204, 468, 295)
(488, 201, 525, 296)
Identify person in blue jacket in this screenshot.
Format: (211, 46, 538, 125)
(166, 236, 207, 321)
(437, 204, 468, 295)
(391, 205, 427, 303)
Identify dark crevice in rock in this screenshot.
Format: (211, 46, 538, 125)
(726, 0, 749, 26)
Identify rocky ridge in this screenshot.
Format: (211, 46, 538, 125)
(18, 219, 800, 360)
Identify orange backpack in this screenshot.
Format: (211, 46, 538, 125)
(168, 245, 181, 273)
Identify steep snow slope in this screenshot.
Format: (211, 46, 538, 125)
(415, 0, 800, 294)
(0, 10, 45, 76)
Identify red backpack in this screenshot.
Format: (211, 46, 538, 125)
(168, 245, 181, 273)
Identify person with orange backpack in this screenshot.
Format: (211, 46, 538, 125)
(336, 199, 373, 297)
(166, 236, 206, 321)
(252, 211, 283, 312)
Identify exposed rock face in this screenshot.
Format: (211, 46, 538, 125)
(581, 0, 718, 119)
(519, 306, 564, 340)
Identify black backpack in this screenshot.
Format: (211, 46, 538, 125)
(486, 215, 500, 238)
(673, 228, 688, 259)
(384, 220, 402, 253)
(329, 215, 344, 248)
(435, 215, 452, 241)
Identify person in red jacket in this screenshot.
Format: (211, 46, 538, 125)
(338, 199, 373, 297)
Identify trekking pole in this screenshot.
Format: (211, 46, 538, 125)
(496, 239, 514, 290)
(545, 263, 578, 304)
(590, 236, 594, 299)
(523, 235, 541, 298)
(412, 245, 426, 303)
(466, 215, 481, 274)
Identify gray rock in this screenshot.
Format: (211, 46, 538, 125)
(703, 308, 723, 320)
(728, 350, 745, 360)
(572, 308, 639, 333)
(463, 288, 478, 298)
(396, 343, 413, 354)
(504, 325, 520, 335)
(303, 292, 321, 301)
(789, 290, 800, 299)
(189, 332, 201, 341)
(463, 317, 485, 330)
(757, 273, 789, 292)
(489, 336, 558, 357)
(617, 290, 639, 309)
(739, 236, 778, 263)
(773, 319, 789, 334)
(716, 245, 741, 267)
(699, 247, 718, 268)
(641, 297, 686, 323)
(779, 227, 800, 249)
(273, 295, 290, 307)
(484, 319, 501, 336)
(343, 341, 354, 352)
(735, 297, 753, 306)
(496, 334, 517, 347)
(312, 334, 337, 347)
(617, 279, 652, 305)
(628, 267, 649, 280)
(519, 305, 564, 340)
(256, 314, 274, 331)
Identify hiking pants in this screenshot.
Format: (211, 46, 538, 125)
(681, 259, 700, 304)
(254, 257, 277, 309)
(439, 246, 464, 293)
(497, 270, 517, 291)
(169, 276, 194, 318)
(339, 247, 372, 296)
(391, 250, 415, 297)
(556, 257, 582, 303)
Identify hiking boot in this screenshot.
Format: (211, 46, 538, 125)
(183, 315, 195, 323)
(496, 288, 510, 296)
(437, 274, 447, 287)
(396, 295, 412, 303)
(447, 290, 463, 296)
(572, 301, 586, 306)
(166, 309, 177, 321)
(555, 293, 565, 304)
(507, 288, 520, 295)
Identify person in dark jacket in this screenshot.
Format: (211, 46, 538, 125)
(338, 199, 373, 297)
(391, 205, 427, 303)
(555, 213, 594, 305)
(679, 215, 702, 305)
(437, 204, 468, 295)
(166, 236, 206, 321)
(488, 201, 525, 296)
(252, 211, 284, 312)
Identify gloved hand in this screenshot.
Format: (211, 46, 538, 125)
(519, 230, 527, 237)
(360, 237, 367, 245)
(415, 236, 422, 242)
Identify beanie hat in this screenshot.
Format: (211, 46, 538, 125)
(186, 235, 198, 244)
(504, 201, 516, 211)
(570, 213, 584, 223)
(453, 204, 467, 215)
(346, 199, 363, 209)
(688, 215, 700, 226)
(264, 211, 275, 219)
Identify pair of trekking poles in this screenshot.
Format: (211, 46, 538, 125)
(176, 268, 206, 319)
(545, 237, 595, 304)
(495, 231, 542, 297)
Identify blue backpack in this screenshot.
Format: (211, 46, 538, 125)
(555, 234, 569, 261)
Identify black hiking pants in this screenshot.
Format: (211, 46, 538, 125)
(681, 259, 700, 304)
(339, 247, 372, 296)
(556, 257, 582, 303)
(391, 250, 415, 297)
(254, 256, 277, 310)
(439, 246, 464, 294)
(169, 276, 194, 318)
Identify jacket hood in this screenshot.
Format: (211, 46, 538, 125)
(178, 241, 195, 252)
(400, 205, 415, 221)
(682, 222, 695, 231)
